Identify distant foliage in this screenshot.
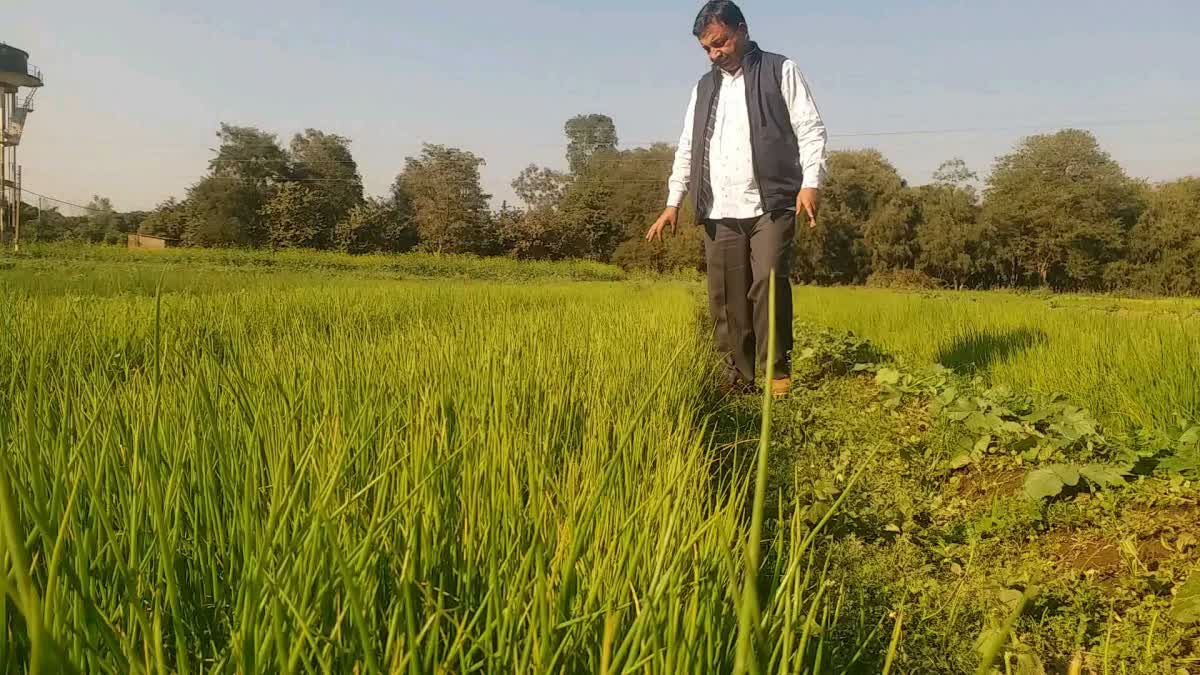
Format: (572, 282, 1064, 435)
(26, 119, 1195, 294)
(865, 268, 942, 290)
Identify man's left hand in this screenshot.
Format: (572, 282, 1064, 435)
(797, 188, 820, 228)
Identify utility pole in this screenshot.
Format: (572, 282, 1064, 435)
(14, 164, 21, 251)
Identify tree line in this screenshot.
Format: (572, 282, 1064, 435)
(18, 117, 1200, 295)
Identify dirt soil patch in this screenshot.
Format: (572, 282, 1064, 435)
(952, 466, 1027, 502)
(1042, 503, 1200, 577)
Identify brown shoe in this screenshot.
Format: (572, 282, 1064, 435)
(770, 378, 791, 398)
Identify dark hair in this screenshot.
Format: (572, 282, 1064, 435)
(692, 1, 747, 37)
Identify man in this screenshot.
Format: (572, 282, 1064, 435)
(647, 0, 827, 397)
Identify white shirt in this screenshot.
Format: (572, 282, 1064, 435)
(666, 59, 828, 220)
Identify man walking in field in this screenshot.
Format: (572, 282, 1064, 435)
(647, 0, 828, 397)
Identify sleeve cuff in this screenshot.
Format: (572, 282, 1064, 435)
(667, 190, 685, 208)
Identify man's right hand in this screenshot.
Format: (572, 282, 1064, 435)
(645, 207, 680, 242)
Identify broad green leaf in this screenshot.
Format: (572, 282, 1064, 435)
(1179, 425, 1200, 445)
(1079, 464, 1127, 488)
(875, 368, 901, 385)
(974, 435, 993, 454)
(1050, 464, 1080, 487)
(1000, 421, 1027, 435)
(1010, 436, 1038, 455)
(1020, 407, 1055, 424)
(1170, 568, 1200, 624)
(986, 384, 1013, 400)
(949, 453, 974, 470)
(1024, 469, 1064, 501)
(1159, 451, 1200, 477)
(966, 412, 1004, 433)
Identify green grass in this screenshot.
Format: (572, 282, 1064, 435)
(0, 254, 875, 673)
(1, 242, 625, 298)
(791, 286, 1200, 433)
(7, 247, 1197, 672)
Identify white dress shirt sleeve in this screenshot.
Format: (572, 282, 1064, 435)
(780, 60, 828, 190)
(666, 84, 699, 209)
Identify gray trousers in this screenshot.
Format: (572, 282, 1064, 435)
(703, 210, 795, 386)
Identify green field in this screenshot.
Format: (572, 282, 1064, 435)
(1, 247, 1198, 673)
(793, 286, 1200, 434)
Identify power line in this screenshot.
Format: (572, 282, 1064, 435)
(20, 187, 106, 213)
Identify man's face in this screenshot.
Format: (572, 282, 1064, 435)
(697, 21, 747, 73)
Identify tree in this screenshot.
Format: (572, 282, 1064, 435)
(79, 196, 117, 243)
(915, 160, 984, 289)
(392, 144, 494, 255)
(932, 158, 978, 187)
(289, 129, 364, 226)
(18, 204, 78, 242)
(982, 129, 1143, 289)
(180, 123, 293, 246)
(915, 185, 983, 289)
(181, 174, 268, 247)
(1120, 177, 1200, 294)
(795, 150, 903, 283)
(335, 198, 418, 254)
(512, 164, 570, 211)
(261, 182, 339, 250)
(138, 198, 187, 240)
(564, 114, 618, 175)
(863, 188, 921, 273)
(557, 143, 681, 264)
(209, 123, 291, 187)
(499, 206, 586, 260)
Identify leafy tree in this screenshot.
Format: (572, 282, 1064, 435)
(795, 150, 903, 283)
(564, 114, 618, 175)
(209, 123, 291, 187)
(18, 204, 79, 242)
(512, 164, 571, 211)
(138, 198, 187, 240)
(561, 143, 685, 264)
(915, 160, 984, 289)
(558, 178, 618, 261)
(863, 188, 921, 273)
(174, 123, 293, 246)
(77, 196, 117, 243)
(289, 129, 364, 225)
(932, 157, 978, 187)
(500, 206, 587, 260)
(1120, 177, 1200, 294)
(336, 198, 417, 254)
(181, 175, 268, 247)
(392, 144, 494, 255)
(982, 129, 1143, 289)
(261, 182, 339, 250)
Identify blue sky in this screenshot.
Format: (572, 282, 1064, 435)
(9, 0, 1200, 213)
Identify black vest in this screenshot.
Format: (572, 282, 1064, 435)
(689, 44, 803, 220)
